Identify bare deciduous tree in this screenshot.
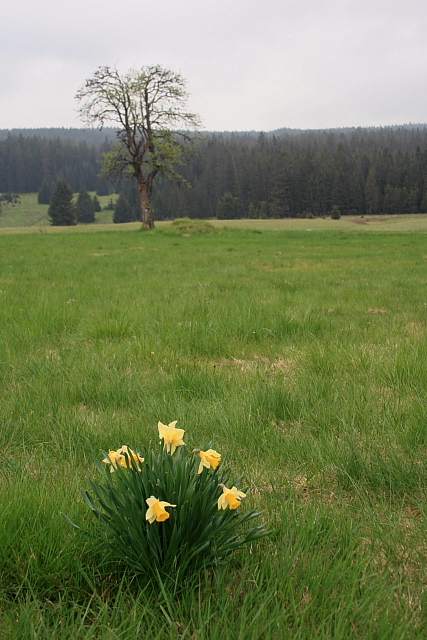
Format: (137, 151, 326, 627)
(76, 65, 201, 228)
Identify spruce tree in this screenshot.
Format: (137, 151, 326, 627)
(113, 193, 133, 223)
(120, 180, 142, 220)
(75, 187, 95, 223)
(92, 195, 102, 212)
(48, 179, 76, 226)
(38, 179, 54, 205)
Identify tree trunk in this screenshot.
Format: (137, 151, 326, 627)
(138, 177, 154, 229)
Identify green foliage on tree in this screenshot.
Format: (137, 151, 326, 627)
(76, 65, 201, 228)
(48, 179, 76, 226)
(75, 188, 95, 223)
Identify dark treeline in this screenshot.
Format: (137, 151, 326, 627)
(0, 127, 117, 145)
(2, 126, 427, 219)
(152, 126, 427, 219)
(0, 134, 112, 194)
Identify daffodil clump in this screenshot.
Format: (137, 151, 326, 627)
(80, 421, 267, 576)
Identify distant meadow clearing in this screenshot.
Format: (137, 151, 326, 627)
(1, 221, 427, 638)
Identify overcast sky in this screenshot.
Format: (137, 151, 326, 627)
(1, 0, 427, 132)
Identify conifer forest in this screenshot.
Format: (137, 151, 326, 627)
(2, 125, 427, 220)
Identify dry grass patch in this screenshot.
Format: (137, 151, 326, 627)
(210, 355, 300, 380)
(406, 321, 426, 337)
(368, 308, 389, 314)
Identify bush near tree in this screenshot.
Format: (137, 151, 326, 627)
(331, 205, 341, 219)
(258, 201, 268, 219)
(216, 192, 241, 219)
(48, 179, 76, 226)
(247, 203, 258, 219)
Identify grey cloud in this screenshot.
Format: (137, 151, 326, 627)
(1, 0, 427, 130)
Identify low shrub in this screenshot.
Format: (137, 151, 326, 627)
(168, 218, 215, 234)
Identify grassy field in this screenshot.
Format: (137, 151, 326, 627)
(0, 193, 117, 228)
(1, 223, 427, 638)
(3, 192, 427, 233)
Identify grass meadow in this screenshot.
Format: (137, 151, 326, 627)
(1, 221, 427, 638)
(2, 191, 427, 232)
(0, 193, 117, 228)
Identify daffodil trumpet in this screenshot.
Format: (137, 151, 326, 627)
(193, 448, 222, 474)
(217, 484, 246, 510)
(145, 496, 176, 524)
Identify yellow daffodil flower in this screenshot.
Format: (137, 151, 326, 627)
(145, 496, 176, 524)
(217, 484, 246, 510)
(158, 420, 185, 455)
(102, 446, 144, 472)
(193, 449, 221, 474)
